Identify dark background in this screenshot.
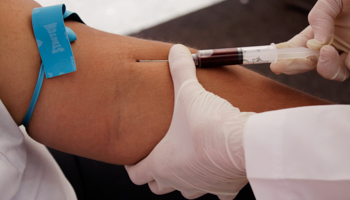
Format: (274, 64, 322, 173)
(49, 0, 350, 199)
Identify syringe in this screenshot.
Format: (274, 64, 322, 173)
(138, 43, 319, 68)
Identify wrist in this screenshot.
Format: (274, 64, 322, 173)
(225, 111, 256, 174)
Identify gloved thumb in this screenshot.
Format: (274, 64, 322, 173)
(218, 194, 236, 200)
(168, 44, 198, 95)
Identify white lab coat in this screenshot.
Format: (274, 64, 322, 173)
(0, 100, 76, 200)
(244, 105, 350, 199)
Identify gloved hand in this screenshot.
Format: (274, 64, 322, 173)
(125, 44, 255, 200)
(271, 0, 350, 81)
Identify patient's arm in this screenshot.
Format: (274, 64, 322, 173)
(0, 0, 330, 165)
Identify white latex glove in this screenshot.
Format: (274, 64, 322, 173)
(271, 0, 350, 82)
(125, 44, 255, 200)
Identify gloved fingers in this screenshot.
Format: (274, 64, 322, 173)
(270, 56, 317, 75)
(307, 38, 328, 50)
(283, 25, 314, 47)
(345, 52, 350, 71)
(168, 44, 199, 96)
(308, 0, 342, 45)
(275, 42, 290, 49)
(218, 194, 237, 200)
(148, 180, 175, 195)
(180, 190, 206, 199)
(271, 26, 317, 75)
(316, 45, 349, 81)
(124, 157, 154, 185)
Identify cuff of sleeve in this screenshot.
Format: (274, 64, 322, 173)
(243, 105, 350, 199)
(243, 110, 287, 199)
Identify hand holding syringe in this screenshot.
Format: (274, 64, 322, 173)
(138, 43, 319, 68)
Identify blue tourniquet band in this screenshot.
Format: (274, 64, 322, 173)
(32, 4, 83, 78)
(22, 64, 45, 127)
(21, 4, 84, 127)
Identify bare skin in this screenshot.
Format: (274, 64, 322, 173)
(0, 0, 330, 165)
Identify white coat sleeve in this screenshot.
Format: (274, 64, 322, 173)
(244, 105, 350, 200)
(0, 100, 76, 200)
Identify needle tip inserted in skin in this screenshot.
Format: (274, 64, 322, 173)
(137, 60, 169, 62)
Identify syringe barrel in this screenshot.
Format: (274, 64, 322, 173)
(194, 44, 277, 68)
(241, 44, 277, 64)
(194, 48, 243, 68)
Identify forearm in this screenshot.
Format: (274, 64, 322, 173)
(0, 0, 330, 165)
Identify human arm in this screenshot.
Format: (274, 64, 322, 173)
(126, 44, 350, 200)
(271, 0, 350, 81)
(0, 0, 330, 165)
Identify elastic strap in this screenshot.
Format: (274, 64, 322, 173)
(22, 64, 45, 126)
(21, 4, 84, 127)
